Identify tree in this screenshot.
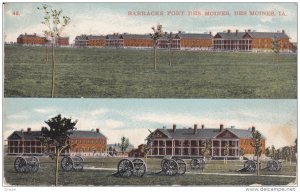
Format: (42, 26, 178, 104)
(144, 129, 154, 158)
(201, 139, 212, 160)
(118, 136, 129, 155)
(224, 142, 229, 164)
(271, 36, 280, 65)
(37, 4, 70, 97)
(250, 130, 262, 176)
(271, 145, 276, 159)
(167, 32, 177, 66)
(39, 114, 77, 186)
(265, 146, 270, 157)
(150, 24, 164, 70)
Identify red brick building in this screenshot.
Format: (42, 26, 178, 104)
(106, 34, 124, 48)
(56, 37, 69, 46)
(17, 33, 48, 45)
(146, 124, 265, 159)
(6, 128, 107, 155)
(214, 29, 291, 52)
(122, 34, 152, 48)
(74, 35, 106, 47)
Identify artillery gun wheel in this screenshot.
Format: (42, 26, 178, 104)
(27, 156, 40, 173)
(198, 158, 206, 171)
(174, 158, 186, 175)
(267, 160, 278, 171)
(61, 156, 74, 171)
(132, 158, 147, 177)
(162, 159, 178, 176)
(73, 156, 84, 171)
(117, 159, 134, 177)
(14, 157, 28, 173)
(190, 158, 200, 169)
(244, 160, 256, 172)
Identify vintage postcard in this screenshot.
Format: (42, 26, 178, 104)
(1, 1, 298, 191)
(3, 2, 297, 98)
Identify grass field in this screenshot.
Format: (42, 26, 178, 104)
(4, 156, 296, 186)
(4, 45, 297, 98)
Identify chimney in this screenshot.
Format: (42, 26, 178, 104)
(227, 29, 231, 33)
(209, 31, 212, 35)
(27, 128, 31, 133)
(96, 128, 99, 133)
(34, 33, 36, 36)
(282, 29, 285, 34)
(236, 29, 238, 34)
(194, 124, 198, 134)
(201, 124, 205, 129)
(172, 124, 176, 132)
(248, 29, 251, 32)
(219, 124, 224, 132)
(178, 30, 182, 34)
(25, 32, 27, 35)
(251, 126, 255, 132)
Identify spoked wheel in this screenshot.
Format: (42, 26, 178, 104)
(198, 158, 206, 171)
(61, 156, 74, 171)
(14, 157, 27, 173)
(73, 156, 84, 171)
(27, 156, 40, 173)
(267, 160, 278, 171)
(244, 160, 256, 172)
(174, 158, 186, 175)
(132, 158, 147, 177)
(162, 159, 178, 176)
(117, 159, 134, 177)
(190, 158, 200, 169)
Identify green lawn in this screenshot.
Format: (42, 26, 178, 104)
(4, 45, 297, 98)
(4, 156, 296, 186)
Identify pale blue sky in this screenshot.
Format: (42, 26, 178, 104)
(3, 98, 297, 148)
(3, 2, 298, 42)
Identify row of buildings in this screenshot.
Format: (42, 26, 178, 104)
(16, 29, 294, 52)
(6, 124, 265, 159)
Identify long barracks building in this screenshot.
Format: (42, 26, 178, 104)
(146, 124, 266, 159)
(6, 128, 107, 156)
(73, 29, 292, 52)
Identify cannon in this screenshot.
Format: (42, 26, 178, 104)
(61, 155, 84, 171)
(237, 159, 283, 172)
(190, 158, 206, 171)
(113, 157, 186, 177)
(14, 156, 40, 173)
(160, 157, 186, 175)
(112, 158, 147, 177)
(264, 160, 282, 171)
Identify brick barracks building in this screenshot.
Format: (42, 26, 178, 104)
(17, 33, 69, 46)
(146, 124, 266, 159)
(6, 128, 107, 156)
(214, 29, 291, 52)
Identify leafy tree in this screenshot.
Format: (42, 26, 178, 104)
(265, 146, 270, 157)
(224, 142, 229, 164)
(144, 129, 154, 158)
(150, 24, 164, 70)
(271, 145, 276, 159)
(37, 4, 71, 97)
(118, 136, 129, 154)
(201, 139, 212, 160)
(39, 114, 77, 186)
(250, 130, 262, 176)
(271, 36, 280, 64)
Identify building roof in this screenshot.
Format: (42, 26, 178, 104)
(122, 34, 151, 40)
(177, 33, 213, 39)
(75, 35, 105, 41)
(214, 32, 247, 39)
(69, 130, 106, 139)
(7, 129, 106, 140)
(106, 34, 122, 39)
(247, 32, 289, 39)
(153, 127, 265, 139)
(18, 34, 45, 39)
